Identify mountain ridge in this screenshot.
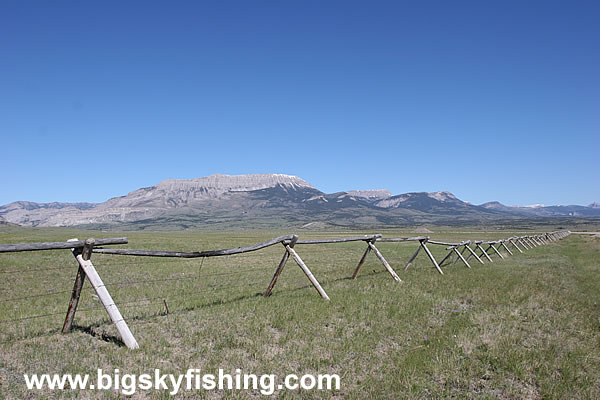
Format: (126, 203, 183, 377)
(1, 173, 598, 228)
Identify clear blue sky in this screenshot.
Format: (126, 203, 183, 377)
(1, 0, 598, 206)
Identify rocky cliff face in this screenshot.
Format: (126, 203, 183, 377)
(98, 174, 316, 209)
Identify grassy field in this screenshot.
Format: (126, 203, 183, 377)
(0, 226, 599, 399)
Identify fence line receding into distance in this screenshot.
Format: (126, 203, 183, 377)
(0, 230, 571, 349)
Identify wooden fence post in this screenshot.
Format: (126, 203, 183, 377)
(509, 239, 523, 253)
(71, 238, 139, 349)
(351, 244, 371, 279)
(489, 243, 505, 259)
(475, 242, 494, 262)
(403, 245, 422, 271)
(500, 241, 513, 256)
(367, 241, 401, 281)
(504, 240, 514, 254)
(420, 240, 444, 275)
(518, 238, 529, 250)
(464, 243, 485, 264)
(453, 247, 471, 268)
(62, 238, 88, 333)
(264, 235, 330, 300)
(285, 244, 330, 300)
(453, 245, 469, 265)
(264, 236, 298, 297)
(437, 249, 456, 267)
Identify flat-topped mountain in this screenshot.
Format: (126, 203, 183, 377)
(99, 174, 317, 209)
(1, 173, 598, 229)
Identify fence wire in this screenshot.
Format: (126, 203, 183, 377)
(0, 232, 567, 343)
(0, 247, 296, 342)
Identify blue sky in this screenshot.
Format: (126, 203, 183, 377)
(1, 0, 598, 206)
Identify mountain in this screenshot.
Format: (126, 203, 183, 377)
(375, 191, 491, 215)
(479, 201, 518, 213)
(0, 201, 98, 227)
(99, 174, 318, 209)
(0, 201, 96, 212)
(479, 201, 600, 217)
(0, 174, 324, 227)
(1, 173, 598, 229)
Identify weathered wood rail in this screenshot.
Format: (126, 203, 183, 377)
(92, 235, 296, 258)
(93, 235, 330, 300)
(376, 236, 428, 242)
(0, 237, 128, 253)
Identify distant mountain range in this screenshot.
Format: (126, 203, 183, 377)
(1, 173, 598, 229)
(479, 201, 600, 217)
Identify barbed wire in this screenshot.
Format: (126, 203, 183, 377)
(0, 248, 399, 335)
(76, 299, 165, 313)
(0, 290, 73, 303)
(0, 264, 78, 274)
(0, 297, 169, 326)
(0, 260, 278, 301)
(92, 249, 281, 263)
(0, 278, 319, 345)
(0, 282, 268, 332)
(0, 311, 66, 324)
(90, 265, 275, 288)
(0, 277, 270, 325)
(0, 261, 362, 305)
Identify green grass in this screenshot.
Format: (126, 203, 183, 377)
(0, 227, 599, 399)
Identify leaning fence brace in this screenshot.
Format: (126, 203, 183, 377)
(64, 238, 139, 349)
(376, 236, 445, 274)
(0, 237, 139, 349)
(286, 234, 401, 283)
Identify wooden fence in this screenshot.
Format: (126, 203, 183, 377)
(0, 230, 571, 349)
